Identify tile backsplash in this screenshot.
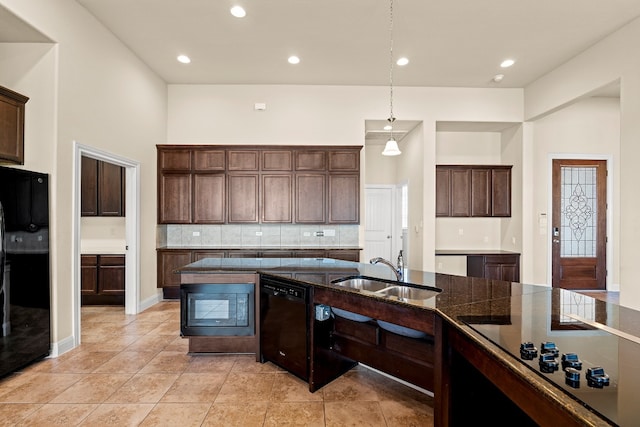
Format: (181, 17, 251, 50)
(157, 224, 359, 248)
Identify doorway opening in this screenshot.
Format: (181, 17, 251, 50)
(73, 142, 140, 348)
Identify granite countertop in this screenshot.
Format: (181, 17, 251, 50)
(177, 257, 639, 425)
(435, 249, 520, 256)
(158, 246, 362, 250)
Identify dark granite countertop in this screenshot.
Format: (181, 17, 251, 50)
(435, 249, 520, 256)
(158, 246, 362, 251)
(176, 257, 639, 425)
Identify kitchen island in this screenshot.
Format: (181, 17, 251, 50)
(177, 257, 636, 426)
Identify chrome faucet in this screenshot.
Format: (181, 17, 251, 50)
(370, 256, 403, 281)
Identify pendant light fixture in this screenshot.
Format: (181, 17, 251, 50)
(382, 0, 401, 156)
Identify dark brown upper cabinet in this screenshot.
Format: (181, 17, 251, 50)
(436, 165, 511, 218)
(81, 156, 125, 217)
(157, 145, 361, 225)
(0, 85, 29, 165)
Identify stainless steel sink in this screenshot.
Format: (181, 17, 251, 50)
(330, 276, 397, 292)
(331, 276, 442, 303)
(374, 285, 440, 302)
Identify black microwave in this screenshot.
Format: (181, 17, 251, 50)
(180, 283, 255, 336)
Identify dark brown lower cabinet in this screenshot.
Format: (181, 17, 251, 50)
(81, 254, 125, 305)
(467, 254, 520, 282)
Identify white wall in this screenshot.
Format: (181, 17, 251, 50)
(168, 85, 524, 272)
(524, 16, 638, 308)
(435, 131, 503, 250)
(1, 0, 167, 348)
(527, 97, 620, 287)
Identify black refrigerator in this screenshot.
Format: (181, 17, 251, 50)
(0, 165, 50, 378)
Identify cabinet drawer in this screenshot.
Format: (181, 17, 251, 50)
(81, 255, 98, 266)
(484, 255, 519, 264)
(99, 255, 125, 266)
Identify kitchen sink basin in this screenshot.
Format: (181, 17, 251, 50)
(374, 285, 440, 301)
(331, 276, 442, 303)
(330, 276, 399, 292)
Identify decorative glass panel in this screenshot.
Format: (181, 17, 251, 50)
(560, 166, 596, 258)
(559, 288, 596, 324)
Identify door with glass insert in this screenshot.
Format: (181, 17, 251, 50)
(552, 159, 606, 290)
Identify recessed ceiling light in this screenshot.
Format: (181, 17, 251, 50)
(396, 57, 409, 66)
(288, 56, 300, 65)
(177, 55, 191, 64)
(492, 74, 505, 83)
(230, 6, 246, 18)
(500, 59, 515, 68)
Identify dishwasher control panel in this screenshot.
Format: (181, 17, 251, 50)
(262, 282, 306, 300)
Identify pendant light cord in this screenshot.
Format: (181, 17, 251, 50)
(388, 0, 395, 139)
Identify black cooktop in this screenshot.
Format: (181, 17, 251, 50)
(461, 288, 640, 426)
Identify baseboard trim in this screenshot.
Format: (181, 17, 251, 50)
(139, 291, 162, 313)
(49, 334, 76, 358)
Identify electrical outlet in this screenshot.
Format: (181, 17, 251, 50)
(458, 228, 464, 236)
(512, 237, 516, 245)
(192, 231, 200, 237)
(315, 231, 324, 237)
(255, 231, 263, 236)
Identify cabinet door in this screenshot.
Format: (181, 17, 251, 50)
(0, 85, 28, 165)
(435, 167, 451, 217)
(491, 167, 512, 217)
(158, 173, 192, 223)
(262, 174, 293, 223)
(295, 151, 326, 171)
(158, 148, 191, 171)
(157, 250, 193, 288)
(228, 174, 259, 223)
(194, 149, 225, 171)
(450, 169, 471, 217)
(81, 156, 99, 216)
(329, 150, 359, 171)
(80, 255, 98, 294)
(99, 161, 125, 216)
(98, 255, 125, 295)
(262, 150, 292, 171)
(295, 174, 326, 223)
(194, 174, 225, 223)
(470, 169, 491, 217)
(328, 174, 359, 223)
(228, 150, 259, 171)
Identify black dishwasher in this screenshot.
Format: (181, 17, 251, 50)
(260, 276, 309, 381)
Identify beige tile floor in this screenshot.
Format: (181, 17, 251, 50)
(0, 302, 434, 426)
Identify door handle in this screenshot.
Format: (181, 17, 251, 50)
(386, 235, 391, 239)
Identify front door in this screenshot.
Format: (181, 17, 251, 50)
(552, 159, 607, 290)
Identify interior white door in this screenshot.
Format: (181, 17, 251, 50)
(364, 186, 394, 263)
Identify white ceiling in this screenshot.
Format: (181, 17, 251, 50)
(0, 1, 630, 141)
(70, 0, 640, 88)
